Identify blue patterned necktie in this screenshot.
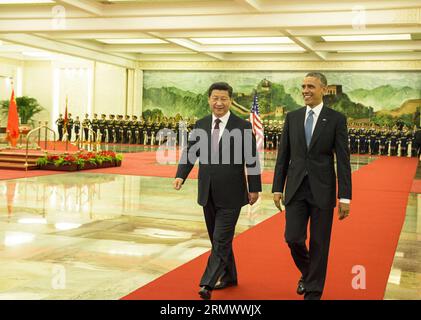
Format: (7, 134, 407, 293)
(305, 110, 314, 147)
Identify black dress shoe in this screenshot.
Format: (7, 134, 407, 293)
(304, 291, 322, 300)
(199, 286, 212, 300)
(297, 277, 306, 295)
(214, 281, 238, 290)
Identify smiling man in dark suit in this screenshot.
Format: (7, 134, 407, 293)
(174, 82, 262, 300)
(272, 72, 352, 300)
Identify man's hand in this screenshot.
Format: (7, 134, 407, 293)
(248, 192, 259, 206)
(173, 178, 184, 190)
(273, 193, 284, 212)
(338, 202, 350, 220)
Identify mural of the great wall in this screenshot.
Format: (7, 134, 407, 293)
(143, 71, 421, 126)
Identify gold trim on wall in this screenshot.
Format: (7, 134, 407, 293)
(137, 60, 421, 71)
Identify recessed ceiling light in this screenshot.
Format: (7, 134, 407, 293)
(322, 34, 411, 42)
(0, 0, 54, 4)
(337, 49, 415, 53)
(191, 37, 294, 45)
(22, 51, 53, 57)
(97, 39, 167, 44)
(203, 45, 305, 53)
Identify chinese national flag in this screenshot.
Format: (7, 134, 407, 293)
(6, 89, 19, 147)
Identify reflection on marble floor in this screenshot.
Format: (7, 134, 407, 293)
(0, 173, 286, 299)
(0, 154, 395, 300)
(384, 190, 421, 300)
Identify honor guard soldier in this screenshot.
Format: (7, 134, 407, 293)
(56, 114, 64, 141)
(359, 128, 368, 154)
(123, 115, 131, 143)
(410, 127, 418, 157)
(91, 113, 99, 142)
(130, 115, 138, 144)
(151, 118, 161, 145)
(107, 114, 116, 143)
(389, 129, 398, 156)
(66, 113, 74, 141)
(273, 120, 282, 150)
(368, 126, 377, 155)
(82, 113, 91, 142)
(349, 127, 357, 154)
(74, 116, 81, 141)
(139, 116, 147, 145)
(99, 114, 107, 143)
(379, 128, 388, 155)
(266, 120, 275, 150)
(144, 118, 153, 145)
(115, 115, 124, 143)
(400, 127, 409, 157)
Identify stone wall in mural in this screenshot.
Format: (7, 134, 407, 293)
(142, 71, 421, 126)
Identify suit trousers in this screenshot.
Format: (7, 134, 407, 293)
(285, 176, 334, 300)
(200, 190, 241, 289)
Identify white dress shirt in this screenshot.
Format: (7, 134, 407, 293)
(305, 102, 323, 135)
(212, 111, 230, 142)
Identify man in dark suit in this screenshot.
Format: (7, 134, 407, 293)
(272, 72, 352, 300)
(174, 82, 262, 300)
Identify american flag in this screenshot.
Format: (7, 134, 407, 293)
(249, 93, 264, 151)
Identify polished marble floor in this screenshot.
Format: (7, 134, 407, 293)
(384, 179, 421, 299)
(0, 153, 417, 299)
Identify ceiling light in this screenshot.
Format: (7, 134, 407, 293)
(97, 39, 167, 44)
(0, 0, 54, 4)
(337, 49, 415, 53)
(322, 34, 411, 42)
(192, 37, 293, 45)
(22, 51, 53, 58)
(203, 45, 305, 53)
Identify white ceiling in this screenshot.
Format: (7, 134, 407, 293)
(0, 0, 420, 67)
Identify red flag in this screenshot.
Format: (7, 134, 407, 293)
(6, 89, 19, 147)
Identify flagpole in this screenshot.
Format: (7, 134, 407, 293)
(65, 96, 69, 152)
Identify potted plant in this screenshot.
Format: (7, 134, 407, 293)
(37, 154, 78, 171)
(0, 96, 44, 129)
(36, 151, 123, 171)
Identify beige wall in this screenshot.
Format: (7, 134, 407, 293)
(22, 60, 53, 126)
(93, 62, 127, 116)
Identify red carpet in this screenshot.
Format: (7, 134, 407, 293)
(122, 157, 417, 300)
(38, 141, 80, 152)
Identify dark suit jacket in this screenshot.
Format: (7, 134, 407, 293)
(272, 106, 352, 209)
(176, 113, 262, 209)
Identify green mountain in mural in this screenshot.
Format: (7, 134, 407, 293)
(325, 91, 373, 120)
(144, 81, 301, 119)
(348, 85, 421, 111)
(235, 81, 301, 115)
(143, 86, 209, 118)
